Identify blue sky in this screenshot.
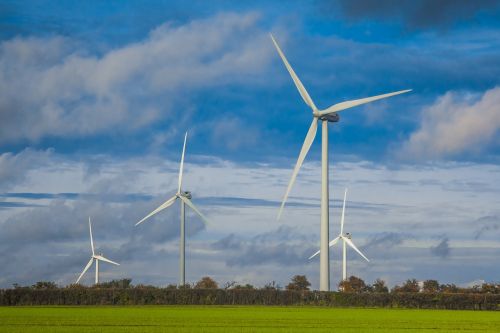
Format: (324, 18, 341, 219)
(1, 0, 500, 289)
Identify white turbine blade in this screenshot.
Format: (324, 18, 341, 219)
(88, 217, 95, 256)
(340, 188, 347, 235)
(76, 257, 94, 284)
(95, 255, 120, 266)
(277, 118, 318, 220)
(343, 236, 370, 262)
(319, 89, 412, 116)
(308, 236, 340, 260)
(178, 132, 188, 193)
(135, 195, 178, 226)
(270, 34, 317, 111)
(179, 195, 209, 225)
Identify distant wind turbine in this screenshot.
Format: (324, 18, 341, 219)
(309, 188, 369, 282)
(270, 34, 410, 291)
(76, 217, 120, 285)
(135, 132, 209, 286)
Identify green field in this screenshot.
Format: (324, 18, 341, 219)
(0, 306, 498, 332)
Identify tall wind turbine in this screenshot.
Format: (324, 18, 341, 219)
(309, 188, 369, 282)
(76, 217, 120, 285)
(270, 34, 410, 291)
(135, 132, 209, 286)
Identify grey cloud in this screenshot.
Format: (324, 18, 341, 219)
(333, 0, 500, 30)
(430, 237, 451, 258)
(0, 12, 273, 143)
(211, 233, 241, 251)
(0, 149, 53, 189)
(0, 192, 153, 203)
(474, 215, 500, 239)
(215, 226, 316, 268)
(364, 232, 405, 250)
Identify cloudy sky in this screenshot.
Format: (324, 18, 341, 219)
(1, 0, 500, 289)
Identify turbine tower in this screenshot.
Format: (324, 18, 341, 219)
(135, 132, 209, 286)
(270, 34, 410, 291)
(309, 188, 369, 282)
(76, 217, 120, 285)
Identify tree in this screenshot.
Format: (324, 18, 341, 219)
(194, 276, 218, 289)
(32, 281, 57, 290)
(338, 276, 367, 293)
(423, 279, 439, 293)
(98, 279, 132, 289)
(393, 279, 420, 293)
(440, 283, 459, 293)
(371, 278, 389, 293)
(286, 275, 311, 291)
(233, 284, 255, 290)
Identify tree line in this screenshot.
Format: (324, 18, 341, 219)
(1, 276, 498, 310)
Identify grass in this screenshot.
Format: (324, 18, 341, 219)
(0, 306, 499, 332)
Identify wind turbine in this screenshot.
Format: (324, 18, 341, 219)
(135, 132, 209, 286)
(76, 217, 120, 285)
(309, 188, 369, 283)
(270, 34, 410, 291)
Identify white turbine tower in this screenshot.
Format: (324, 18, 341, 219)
(270, 34, 410, 291)
(309, 188, 369, 283)
(135, 132, 209, 286)
(76, 217, 120, 285)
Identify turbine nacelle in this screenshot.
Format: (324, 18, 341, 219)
(178, 191, 192, 199)
(318, 112, 340, 123)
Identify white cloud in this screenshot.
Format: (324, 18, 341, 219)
(1, 149, 500, 288)
(399, 86, 500, 159)
(0, 12, 273, 143)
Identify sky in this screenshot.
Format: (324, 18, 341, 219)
(1, 0, 500, 289)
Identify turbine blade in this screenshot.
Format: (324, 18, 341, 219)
(340, 188, 347, 235)
(95, 255, 120, 266)
(178, 132, 188, 193)
(270, 34, 317, 111)
(308, 236, 340, 260)
(135, 195, 178, 226)
(343, 237, 370, 262)
(329, 235, 341, 247)
(319, 89, 412, 115)
(76, 258, 94, 284)
(89, 217, 94, 256)
(278, 118, 318, 220)
(179, 196, 209, 225)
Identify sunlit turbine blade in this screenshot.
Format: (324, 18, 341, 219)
(340, 188, 347, 235)
(319, 89, 412, 116)
(95, 255, 120, 266)
(89, 217, 94, 256)
(270, 34, 317, 111)
(76, 257, 94, 284)
(277, 118, 318, 220)
(135, 195, 178, 226)
(178, 132, 188, 193)
(343, 236, 370, 262)
(179, 195, 209, 225)
(308, 236, 340, 260)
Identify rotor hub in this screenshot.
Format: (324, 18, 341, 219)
(319, 113, 340, 122)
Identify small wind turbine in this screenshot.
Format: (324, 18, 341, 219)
(270, 34, 410, 291)
(309, 188, 369, 282)
(135, 132, 209, 286)
(76, 217, 120, 285)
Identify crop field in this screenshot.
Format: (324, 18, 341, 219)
(0, 306, 498, 332)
